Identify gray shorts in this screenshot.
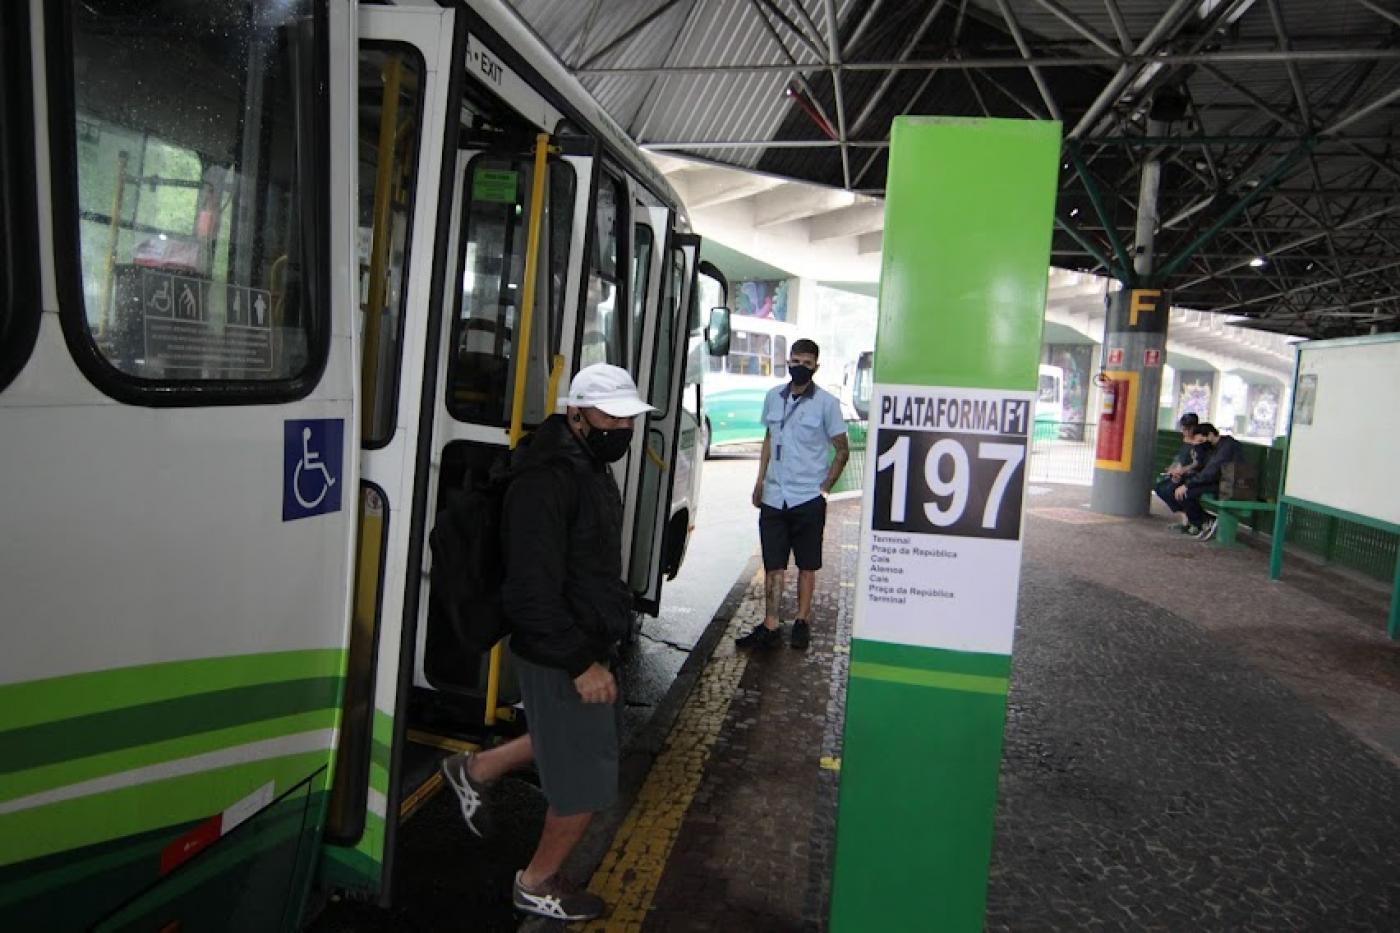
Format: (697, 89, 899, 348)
(513, 652, 620, 817)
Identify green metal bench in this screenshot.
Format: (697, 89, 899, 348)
(1201, 496, 1278, 548)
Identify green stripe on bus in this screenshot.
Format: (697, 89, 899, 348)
(849, 661, 1009, 696)
(0, 648, 347, 732)
(2, 677, 341, 776)
(0, 824, 176, 910)
(2, 709, 337, 804)
(95, 794, 314, 932)
(0, 751, 330, 867)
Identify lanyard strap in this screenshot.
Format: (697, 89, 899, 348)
(779, 390, 810, 432)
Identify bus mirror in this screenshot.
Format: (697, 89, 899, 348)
(705, 307, 731, 356)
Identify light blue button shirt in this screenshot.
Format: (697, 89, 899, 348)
(760, 384, 847, 508)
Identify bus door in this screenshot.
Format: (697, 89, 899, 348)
(618, 198, 671, 604)
(410, 138, 585, 706)
(625, 231, 695, 612)
(318, 3, 457, 905)
(1, 2, 361, 930)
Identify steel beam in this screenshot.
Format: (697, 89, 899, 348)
(1158, 142, 1317, 279)
(575, 48, 1400, 77)
(849, 1, 946, 136)
(1068, 146, 1133, 276)
(996, 0, 1061, 121)
(822, 0, 852, 189)
(576, 0, 686, 71)
(1054, 216, 1116, 273)
(1175, 204, 1400, 289)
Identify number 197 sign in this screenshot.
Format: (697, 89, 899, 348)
(855, 384, 1034, 654)
(871, 387, 1031, 540)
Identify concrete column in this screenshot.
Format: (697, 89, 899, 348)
(1090, 118, 1169, 517)
(1090, 286, 1170, 516)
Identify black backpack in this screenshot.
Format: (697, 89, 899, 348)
(427, 458, 573, 654)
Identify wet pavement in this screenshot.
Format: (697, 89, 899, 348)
(558, 488, 1398, 931)
(316, 479, 1400, 931)
(311, 455, 761, 933)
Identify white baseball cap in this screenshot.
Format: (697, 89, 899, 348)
(562, 363, 657, 418)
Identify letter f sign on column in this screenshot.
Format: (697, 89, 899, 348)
(1129, 289, 1160, 327)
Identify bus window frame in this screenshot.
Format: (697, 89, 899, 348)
(44, 0, 333, 407)
(359, 40, 428, 450)
(0, 0, 41, 394)
(445, 150, 576, 428)
(573, 157, 629, 372)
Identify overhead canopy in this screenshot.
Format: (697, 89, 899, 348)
(506, 0, 1400, 338)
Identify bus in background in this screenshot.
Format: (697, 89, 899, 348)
(702, 314, 797, 454)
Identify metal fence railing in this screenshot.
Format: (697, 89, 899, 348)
(1028, 421, 1097, 486)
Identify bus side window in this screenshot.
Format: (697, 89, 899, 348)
(447, 157, 576, 426)
(581, 173, 625, 368)
(774, 335, 788, 371)
(358, 46, 425, 445)
(60, 0, 327, 392)
(648, 247, 685, 415)
(0, 0, 40, 394)
(630, 221, 653, 374)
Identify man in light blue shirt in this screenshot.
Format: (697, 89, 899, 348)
(739, 338, 850, 650)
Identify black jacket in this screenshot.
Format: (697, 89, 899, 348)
(1188, 435, 1245, 489)
(501, 414, 632, 677)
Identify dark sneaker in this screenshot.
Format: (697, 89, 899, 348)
(1167, 521, 1190, 533)
(735, 623, 781, 649)
(1183, 524, 1202, 536)
(790, 620, 811, 650)
(1199, 519, 1218, 541)
(513, 871, 606, 921)
(440, 752, 490, 838)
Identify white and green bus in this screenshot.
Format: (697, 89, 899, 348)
(702, 313, 798, 453)
(0, 1, 729, 928)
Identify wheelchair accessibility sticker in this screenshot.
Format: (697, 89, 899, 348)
(283, 419, 344, 521)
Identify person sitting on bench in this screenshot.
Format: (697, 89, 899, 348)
(1155, 413, 1206, 532)
(1174, 423, 1245, 541)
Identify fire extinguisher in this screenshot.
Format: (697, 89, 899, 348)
(1095, 372, 1117, 418)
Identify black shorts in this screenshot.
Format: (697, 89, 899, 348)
(759, 496, 826, 572)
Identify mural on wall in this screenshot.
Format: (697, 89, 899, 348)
(1041, 343, 1094, 439)
(736, 279, 789, 321)
(1176, 370, 1215, 421)
(1246, 384, 1281, 437)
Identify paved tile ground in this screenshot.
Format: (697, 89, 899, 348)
(599, 490, 1400, 931)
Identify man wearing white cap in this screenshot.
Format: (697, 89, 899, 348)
(440, 364, 654, 922)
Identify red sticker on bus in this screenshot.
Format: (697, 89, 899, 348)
(159, 815, 222, 876)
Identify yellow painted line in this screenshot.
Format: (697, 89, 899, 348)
(406, 730, 480, 754)
(849, 661, 1008, 696)
(399, 772, 442, 822)
(583, 573, 764, 931)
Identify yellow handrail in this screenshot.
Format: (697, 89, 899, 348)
(361, 55, 403, 438)
(487, 132, 550, 727)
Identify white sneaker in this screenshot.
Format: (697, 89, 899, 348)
(440, 752, 489, 837)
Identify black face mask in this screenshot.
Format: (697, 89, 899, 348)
(789, 364, 815, 386)
(582, 425, 633, 463)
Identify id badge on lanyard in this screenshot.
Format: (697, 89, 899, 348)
(775, 392, 808, 462)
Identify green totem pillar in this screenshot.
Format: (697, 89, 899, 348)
(830, 117, 1060, 931)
